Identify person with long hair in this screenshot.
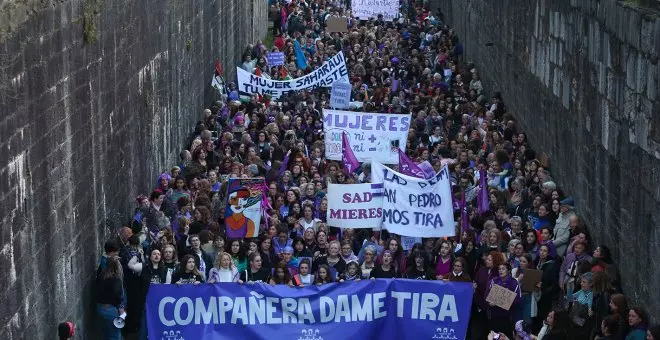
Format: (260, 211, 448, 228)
(137, 248, 167, 340)
(292, 258, 314, 286)
(207, 252, 241, 283)
(370, 250, 399, 279)
(434, 240, 454, 280)
(626, 307, 649, 340)
(269, 262, 294, 286)
(245, 252, 271, 283)
(161, 244, 178, 284)
(405, 251, 434, 280)
(537, 307, 570, 340)
(512, 253, 536, 323)
(339, 261, 362, 282)
(313, 264, 334, 285)
(229, 239, 248, 273)
(534, 244, 560, 332)
(486, 263, 522, 337)
(96, 256, 125, 340)
(171, 254, 204, 284)
(609, 293, 630, 339)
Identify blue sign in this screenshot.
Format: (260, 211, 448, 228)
(266, 52, 285, 66)
(147, 279, 473, 340)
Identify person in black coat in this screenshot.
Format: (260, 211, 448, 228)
(177, 233, 214, 280)
(534, 244, 560, 332)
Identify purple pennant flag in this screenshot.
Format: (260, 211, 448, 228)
(398, 148, 425, 179)
(342, 132, 360, 175)
(391, 79, 399, 92)
(460, 190, 469, 233)
(417, 161, 436, 180)
(477, 168, 490, 214)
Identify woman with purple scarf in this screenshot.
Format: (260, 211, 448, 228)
(486, 262, 522, 337)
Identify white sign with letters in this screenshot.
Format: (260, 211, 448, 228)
(352, 0, 400, 21)
(236, 52, 349, 99)
(371, 161, 455, 238)
(323, 109, 410, 164)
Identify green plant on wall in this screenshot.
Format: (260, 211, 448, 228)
(83, 0, 103, 45)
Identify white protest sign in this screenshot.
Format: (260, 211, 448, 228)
(371, 161, 455, 238)
(401, 236, 422, 251)
(326, 183, 383, 229)
(236, 51, 349, 100)
(352, 0, 400, 21)
(330, 81, 352, 109)
(323, 109, 410, 164)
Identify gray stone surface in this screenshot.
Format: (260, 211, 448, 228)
(0, 0, 267, 338)
(438, 0, 660, 320)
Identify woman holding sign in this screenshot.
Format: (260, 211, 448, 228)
(486, 263, 522, 337)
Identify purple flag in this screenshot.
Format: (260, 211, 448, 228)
(398, 148, 425, 178)
(417, 161, 436, 180)
(460, 190, 469, 233)
(477, 169, 490, 214)
(342, 132, 360, 174)
(391, 79, 399, 92)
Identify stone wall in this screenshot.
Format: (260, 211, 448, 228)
(437, 0, 660, 319)
(0, 0, 267, 338)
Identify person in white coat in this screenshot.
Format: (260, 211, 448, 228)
(552, 197, 575, 257)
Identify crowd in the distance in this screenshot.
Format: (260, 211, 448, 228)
(92, 0, 658, 340)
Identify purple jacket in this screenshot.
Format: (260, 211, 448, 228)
(559, 252, 592, 284)
(486, 276, 522, 319)
(474, 267, 498, 311)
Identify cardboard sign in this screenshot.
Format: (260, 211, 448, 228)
(327, 17, 348, 32)
(329, 81, 352, 109)
(486, 284, 517, 311)
(520, 269, 544, 292)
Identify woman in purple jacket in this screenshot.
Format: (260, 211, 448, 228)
(471, 251, 503, 340)
(486, 262, 522, 337)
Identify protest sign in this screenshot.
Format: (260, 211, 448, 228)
(485, 284, 517, 311)
(352, 0, 400, 21)
(266, 52, 285, 66)
(401, 236, 422, 251)
(520, 269, 544, 292)
(327, 16, 348, 32)
(330, 81, 352, 109)
(323, 109, 410, 164)
(326, 183, 383, 228)
(237, 51, 349, 99)
(146, 279, 473, 340)
(224, 178, 266, 238)
(371, 162, 455, 238)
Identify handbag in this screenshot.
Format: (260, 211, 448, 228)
(569, 302, 589, 327)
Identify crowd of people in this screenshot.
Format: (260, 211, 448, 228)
(93, 0, 658, 339)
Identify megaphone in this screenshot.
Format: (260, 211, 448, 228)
(113, 312, 127, 329)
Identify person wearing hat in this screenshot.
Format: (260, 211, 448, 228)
(553, 197, 576, 256)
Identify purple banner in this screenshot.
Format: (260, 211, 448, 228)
(342, 132, 361, 174)
(477, 169, 490, 214)
(397, 148, 425, 179)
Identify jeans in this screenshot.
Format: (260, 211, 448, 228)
(97, 304, 122, 340)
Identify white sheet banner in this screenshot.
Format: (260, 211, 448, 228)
(352, 0, 400, 21)
(371, 161, 455, 238)
(326, 183, 383, 228)
(323, 109, 410, 164)
(236, 52, 349, 99)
